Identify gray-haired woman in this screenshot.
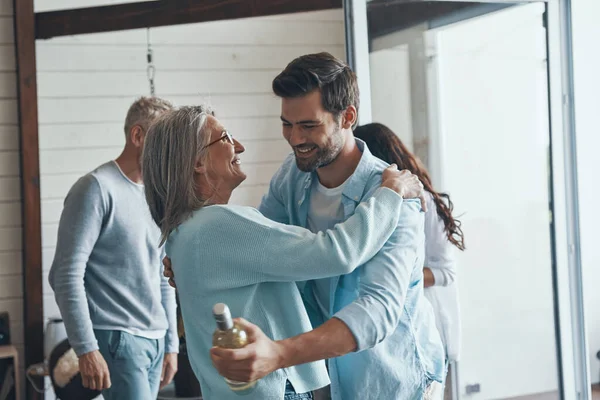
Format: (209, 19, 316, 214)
(141, 106, 422, 400)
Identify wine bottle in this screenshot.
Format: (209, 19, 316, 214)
(212, 303, 257, 395)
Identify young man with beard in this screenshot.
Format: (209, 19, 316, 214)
(210, 53, 446, 400)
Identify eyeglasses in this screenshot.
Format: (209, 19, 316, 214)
(202, 130, 234, 150)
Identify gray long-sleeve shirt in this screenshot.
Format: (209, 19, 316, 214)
(49, 161, 178, 356)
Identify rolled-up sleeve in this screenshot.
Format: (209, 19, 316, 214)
(333, 200, 424, 351)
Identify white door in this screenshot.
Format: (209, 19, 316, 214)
(425, 4, 558, 399)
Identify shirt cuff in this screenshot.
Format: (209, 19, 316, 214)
(165, 333, 180, 354)
(430, 268, 447, 287)
(73, 340, 99, 357)
(333, 303, 379, 352)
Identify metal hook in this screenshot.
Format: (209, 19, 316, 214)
(146, 28, 156, 96)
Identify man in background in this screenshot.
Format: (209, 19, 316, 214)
(49, 97, 179, 400)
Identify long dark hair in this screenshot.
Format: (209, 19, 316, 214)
(354, 123, 465, 251)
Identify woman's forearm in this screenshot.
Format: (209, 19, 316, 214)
(423, 267, 435, 288)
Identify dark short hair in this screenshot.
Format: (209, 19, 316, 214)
(272, 52, 359, 118)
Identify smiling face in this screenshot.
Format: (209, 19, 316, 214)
(281, 90, 345, 172)
(200, 115, 247, 193)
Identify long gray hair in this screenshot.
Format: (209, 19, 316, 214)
(142, 105, 214, 245)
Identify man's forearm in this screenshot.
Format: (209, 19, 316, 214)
(51, 260, 97, 356)
(49, 176, 105, 356)
(53, 285, 98, 356)
(277, 317, 357, 368)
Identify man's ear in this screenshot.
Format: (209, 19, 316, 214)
(130, 125, 144, 147)
(341, 105, 358, 129)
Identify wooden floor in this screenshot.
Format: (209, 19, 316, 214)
(506, 385, 600, 400)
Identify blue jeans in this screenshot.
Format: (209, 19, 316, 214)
(284, 380, 313, 400)
(95, 329, 164, 400)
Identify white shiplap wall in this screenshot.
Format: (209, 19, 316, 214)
(0, 0, 26, 397)
(34, 8, 345, 398)
(38, 8, 345, 326)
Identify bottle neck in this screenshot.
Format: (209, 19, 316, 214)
(216, 317, 233, 331)
(213, 303, 234, 331)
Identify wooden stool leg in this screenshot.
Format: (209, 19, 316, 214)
(13, 353, 20, 400)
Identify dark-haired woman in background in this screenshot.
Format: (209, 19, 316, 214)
(354, 123, 465, 398)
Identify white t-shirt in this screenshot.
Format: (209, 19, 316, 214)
(306, 178, 348, 319)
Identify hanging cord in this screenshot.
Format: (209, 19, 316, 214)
(146, 28, 156, 96)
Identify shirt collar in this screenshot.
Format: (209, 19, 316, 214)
(341, 139, 376, 202)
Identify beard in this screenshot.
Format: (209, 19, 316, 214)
(294, 126, 345, 172)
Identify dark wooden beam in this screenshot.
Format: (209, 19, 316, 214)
(367, 1, 476, 40)
(13, 0, 44, 399)
(35, 0, 343, 39)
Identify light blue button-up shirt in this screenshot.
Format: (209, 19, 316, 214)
(259, 140, 446, 400)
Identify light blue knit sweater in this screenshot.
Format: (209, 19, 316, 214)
(49, 161, 178, 356)
(166, 187, 404, 400)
